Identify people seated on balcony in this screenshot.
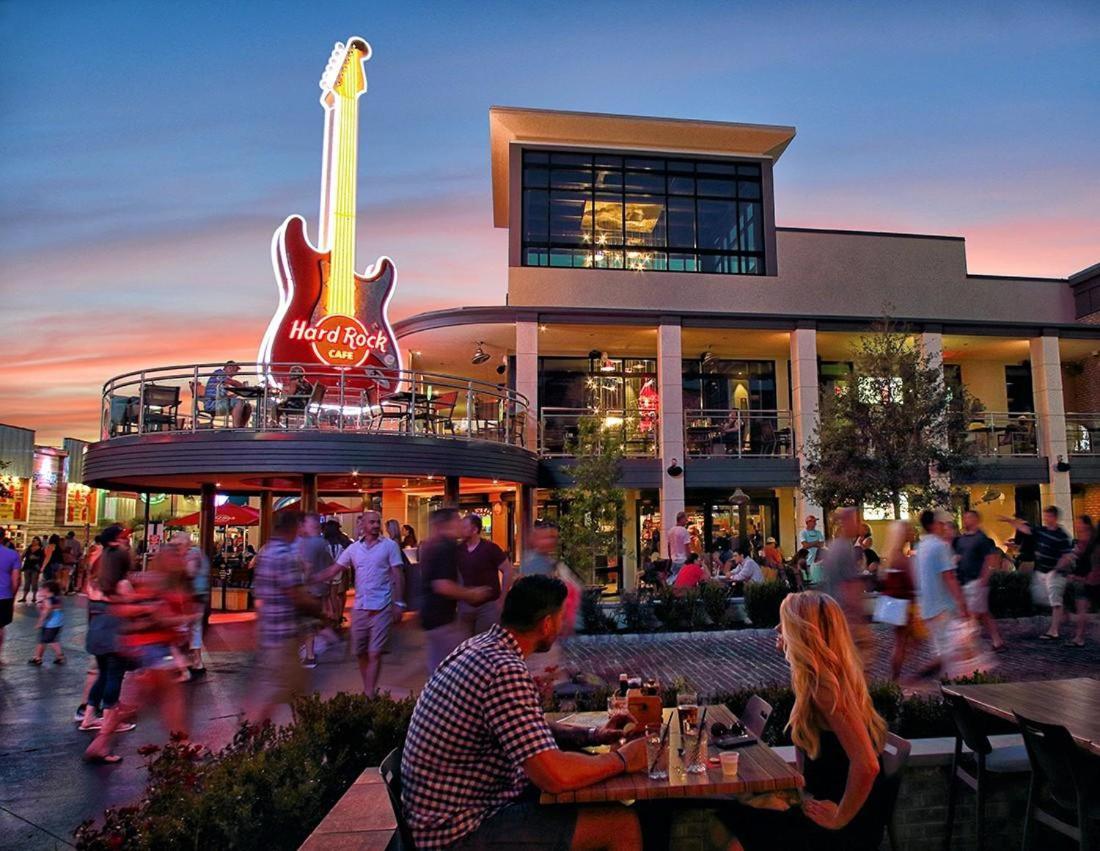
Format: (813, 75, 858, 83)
(203, 360, 252, 428)
(721, 409, 744, 453)
(672, 553, 709, 591)
(275, 366, 314, 422)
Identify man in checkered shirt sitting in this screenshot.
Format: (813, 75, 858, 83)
(402, 574, 647, 850)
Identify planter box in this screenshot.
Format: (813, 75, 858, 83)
(223, 587, 251, 611)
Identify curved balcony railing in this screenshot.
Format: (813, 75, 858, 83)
(100, 362, 529, 448)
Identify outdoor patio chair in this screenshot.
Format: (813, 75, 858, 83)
(1015, 711, 1100, 851)
(187, 381, 216, 429)
(282, 382, 326, 429)
(140, 383, 181, 432)
(741, 694, 772, 739)
(379, 745, 417, 850)
(943, 691, 1030, 851)
(882, 732, 912, 851)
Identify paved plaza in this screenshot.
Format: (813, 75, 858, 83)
(2, 596, 1098, 848)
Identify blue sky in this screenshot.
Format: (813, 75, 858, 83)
(1, 0, 1097, 440)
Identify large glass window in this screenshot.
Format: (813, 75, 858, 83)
(522, 150, 766, 275)
(681, 360, 777, 411)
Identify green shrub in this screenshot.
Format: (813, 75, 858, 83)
(579, 586, 617, 634)
(75, 692, 414, 851)
(743, 580, 789, 628)
(619, 591, 658, 633)
(988, 570, 1035, 618)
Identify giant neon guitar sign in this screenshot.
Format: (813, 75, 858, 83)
(258, 37, 400, 388)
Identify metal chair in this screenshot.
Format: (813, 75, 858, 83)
(741, 694, 773, 739)
(379, 745, 417, 850)
(282, 382, 326, 429)
(943, 691, 1030, 851)
(1015, 711, 1100, 851)
(882, 732, 912, 851)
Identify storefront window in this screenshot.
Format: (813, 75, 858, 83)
(522, 149, 765, 275)
(681, 360, 777, 411)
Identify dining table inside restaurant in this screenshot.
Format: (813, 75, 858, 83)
(541, 704, 803, 805)
(941, 677, 1100, 753)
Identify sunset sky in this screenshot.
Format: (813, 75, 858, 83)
(1, 1, 1097, 445)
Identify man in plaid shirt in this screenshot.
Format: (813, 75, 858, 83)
(402, 575, 646, 850)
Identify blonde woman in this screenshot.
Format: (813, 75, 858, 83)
(723, 592, 892, 850)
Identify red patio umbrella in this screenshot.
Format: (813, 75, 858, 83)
(172, 503, 260, 527)
(275, 498, 356, 515)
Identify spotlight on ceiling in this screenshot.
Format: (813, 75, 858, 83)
(471, 342, 491, 365)
(496, 355, 508, 376)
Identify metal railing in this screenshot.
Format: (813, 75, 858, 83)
(99, 363, 529, 448)
(959, 411, 1039, 457)
(683, 409, 795, 457)
(538, 408, 658, 457)
(1066, 412, 1100, 456)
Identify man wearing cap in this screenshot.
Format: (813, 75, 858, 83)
(799, 515, 825, 584)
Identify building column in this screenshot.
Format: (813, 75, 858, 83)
(259, 491, 273, 545)
(921, 329, 951, 498)
(301, 473, 318, 513)
(381, 488, 406, 525)
(515, 317, 539, 451)
(1030, 334, 1072, 519)
(658, 319, 685, 535)
(517, 483, 535, 559)
(198, 482, 216, 562)
(443, 475, 460, 508)
(790, 326, 823, 524)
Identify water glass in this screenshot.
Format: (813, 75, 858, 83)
(682, 723, 709, 774)
(645, 723, 667, 780)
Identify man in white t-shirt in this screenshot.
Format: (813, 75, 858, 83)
(667, 512, 691, 577)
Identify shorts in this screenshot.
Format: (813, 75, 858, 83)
(351, 607, 392, 656)
(962, 580, 989, 616)
(1034, 570, 1067, 608)
(0, 598, 12, 628)
(207, 399, 238, 416)
(255, 638, 309, 707)
(40, 625, 61, 643)
(925, 612, 952, 660)
(449, 797, 577, 850)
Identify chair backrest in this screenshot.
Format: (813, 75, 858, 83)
(1014, 711, 1086, 812)
(434, 391, 458, 413)
(379, 745, 417, 850)
(882, 732, 912, 779)
(742, 694, 773, 739)
(143, 384, 180, 407)
(943, 691, 993, 756)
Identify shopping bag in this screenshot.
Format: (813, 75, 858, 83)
(872, 594, 909, 627)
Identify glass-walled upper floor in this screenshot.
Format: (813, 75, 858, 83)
(521, 149, 765, 275)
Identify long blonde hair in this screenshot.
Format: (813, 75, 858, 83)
(780, 591, 887, 759)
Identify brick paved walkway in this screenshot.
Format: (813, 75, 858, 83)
(561, 616, 1100, 694)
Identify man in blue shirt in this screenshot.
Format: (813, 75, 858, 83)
(799, 515, 825, 584)
(0, 531, 21, 663)
(203, 360, 252, 428)
(915, 509, 969, 678)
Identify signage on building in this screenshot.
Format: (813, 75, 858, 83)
(0, 476, 29, 523)
(65, 483, 98, 526)
(257, 37, 400, 391)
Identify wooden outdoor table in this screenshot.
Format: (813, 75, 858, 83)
(541, 705, 803, 805)
(941, 677, 1100, 752)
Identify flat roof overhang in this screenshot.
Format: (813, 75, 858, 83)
(489, 106, 796, 228)
(83, 431, 538, 494)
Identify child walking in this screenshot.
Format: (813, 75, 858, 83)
(29, 581, 65, 665)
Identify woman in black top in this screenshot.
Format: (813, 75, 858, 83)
(722, 592, 894, 850)
(20, 536, 44, 603)
(42, 534, 65, 583)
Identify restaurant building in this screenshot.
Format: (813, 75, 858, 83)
(81, 106, 1100, 588)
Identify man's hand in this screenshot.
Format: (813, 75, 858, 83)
(615, 737, 649, 773)
(594, 712, 643, 745)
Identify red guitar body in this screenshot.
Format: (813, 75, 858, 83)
(260, 214, 401, 395)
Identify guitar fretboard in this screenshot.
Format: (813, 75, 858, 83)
(326, 89, 360, 317)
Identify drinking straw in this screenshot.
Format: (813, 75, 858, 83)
(648, 718, 671, 775)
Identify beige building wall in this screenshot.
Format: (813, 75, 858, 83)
(957, 361, 1011, 411)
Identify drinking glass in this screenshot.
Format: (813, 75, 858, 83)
(681, 722, 708, 774)
(677, 692, 700, 734)
(645, 722, 667, 780)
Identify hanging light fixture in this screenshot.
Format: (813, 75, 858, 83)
(728, 487, 750, 506)
(978, 487, 1004, 504)
(471, 342, 491, 365)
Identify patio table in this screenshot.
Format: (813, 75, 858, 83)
(541, 705, 803, 804)
(941, 677, 1100, 753)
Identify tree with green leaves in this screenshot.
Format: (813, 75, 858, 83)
(802, 320, 980, 517)
(556, 415, 626, 585)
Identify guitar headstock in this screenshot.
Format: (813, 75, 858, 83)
(320, 37, 371, 102)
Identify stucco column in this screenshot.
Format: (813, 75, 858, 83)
(259, 490, 273, 545)
(300, 473, 318, 513)
(517, 484, 535, 560)
(515, 317, 539, 451)
(1030, 335, 1072, 519)
(443, 476, 460, 508)
(198, 482, 216, 562)
(790, 326, 823, 524)
(658, 320, 685, 534)
(921, 330, 951, 497)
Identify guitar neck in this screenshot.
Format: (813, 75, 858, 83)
(325, 91, 360, 316)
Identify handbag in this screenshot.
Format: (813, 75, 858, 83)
(873, 594, 909, 627)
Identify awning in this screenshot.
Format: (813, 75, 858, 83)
(172, 503, 260, 527)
